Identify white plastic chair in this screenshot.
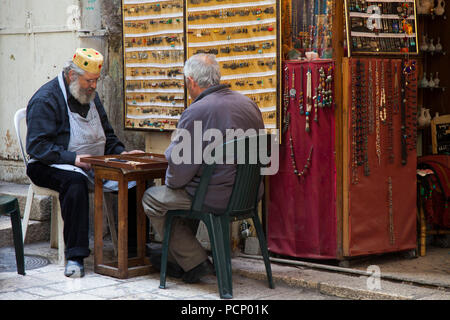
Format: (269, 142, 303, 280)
(14, 108, 118, 265)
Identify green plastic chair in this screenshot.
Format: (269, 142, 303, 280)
(0, 195, 25, 275)
(159, 135, 274, 299)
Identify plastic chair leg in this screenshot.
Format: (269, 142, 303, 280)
(252, 214, 274, 289)
(10, 203, 25, 275)
(22, 185, 34, 242)
(204, 214, 233, 299)
(159, 214, 175, 289)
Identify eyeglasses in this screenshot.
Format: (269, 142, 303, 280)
(81, 75, 101, 85)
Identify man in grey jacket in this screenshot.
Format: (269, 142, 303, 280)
(142, 54, 264, 283)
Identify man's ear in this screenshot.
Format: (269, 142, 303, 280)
(187, 76, 196, 88)
(68, 70, 76, 83)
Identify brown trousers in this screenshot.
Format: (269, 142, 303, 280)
(142, 185, 208, 271)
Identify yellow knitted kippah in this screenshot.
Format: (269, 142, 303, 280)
(72, 48, 103, 74)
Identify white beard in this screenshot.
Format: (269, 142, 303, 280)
(69, 78, 96, 105)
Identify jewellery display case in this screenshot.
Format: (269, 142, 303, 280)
(122, 0, 282, 131)
(290, 0, 333, 58)
(344, 0, 419, 56)
(269, 57, 418, 259)
(268, 0, 418, 260)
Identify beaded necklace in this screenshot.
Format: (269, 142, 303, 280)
(299, 66, 304, 115)
(289, 130, 314, 178)
(400, 60, 407, 165)
(305, 68, 312, 133)
(325, 64, 333, 107)
(386, 60, 394, 164)
(388, 176, 395, 245)
(282, 65, 290, 135)
(368, 60, 374, 134)
(375, 59, 381, 166)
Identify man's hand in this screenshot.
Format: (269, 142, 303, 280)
(75, 154, 92, 171)
(121, 150, 145, 155)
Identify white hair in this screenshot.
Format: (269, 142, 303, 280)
(183, 54, 221, 88)
(63, 60, 86, 78)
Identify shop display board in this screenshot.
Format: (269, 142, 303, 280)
(344, 0, 419, 56)
(122, 0, 281, 131)
(122, 0, 185, 131)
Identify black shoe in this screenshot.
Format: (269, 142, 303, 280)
(149, 249, 185, 279)
(64, 259, 85, 278)
(182, 259, 215, 284)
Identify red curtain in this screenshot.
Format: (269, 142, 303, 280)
(268, 60, 337, 259)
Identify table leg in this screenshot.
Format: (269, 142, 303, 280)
(420, 202, 426, 257)
(117, 177, 129, 278)
(94, 176, 104, 269)
(136, 180, 146, 260)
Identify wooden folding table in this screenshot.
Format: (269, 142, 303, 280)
(81, 153, 167, 279)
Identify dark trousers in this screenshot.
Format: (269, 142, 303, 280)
(27, 162, 138, 260)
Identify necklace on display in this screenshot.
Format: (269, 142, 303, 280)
(289, 130, 314, 178)
(325, 64, 333, 107)
(283, 66, 290, 135)
(400, 60, 407, 165)
(299, 65, 304, 115)
(388, 176, 395, 245)
(375, 59, 381, 166)
(306, 68, 312, 132)
(386, 60, 394, 164)
(290, 69, 297, 100)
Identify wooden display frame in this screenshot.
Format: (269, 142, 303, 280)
(121, 0, 282, 132)
(344, 0, 419, 56)
(431, 114, 450, 154)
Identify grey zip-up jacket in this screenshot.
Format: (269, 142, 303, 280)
(164, 84, 265, 211)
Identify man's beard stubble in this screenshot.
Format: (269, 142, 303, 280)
(69, 77, 96, 105)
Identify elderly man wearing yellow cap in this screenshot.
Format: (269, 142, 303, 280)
(26, 48, 143, 277)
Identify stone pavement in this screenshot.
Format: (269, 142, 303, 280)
(0, 242, 340, 301)
(1, 240, 449, 301)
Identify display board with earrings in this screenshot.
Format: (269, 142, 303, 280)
(344, 0, 419, 55)
(186, 0, 280, 130)
(122, 0, 281, 131)
(122, 0, 185, 131)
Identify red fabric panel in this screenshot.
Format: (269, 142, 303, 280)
(268, 60, 337, 259)
(346, 58, 417, 256)
(418, 155, 450, 228)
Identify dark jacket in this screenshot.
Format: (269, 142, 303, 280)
(26, 74, 125, 165)
(164, 84, 265, 211)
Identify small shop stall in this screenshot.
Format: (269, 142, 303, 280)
(119, 0, 448, 261)
(268, 0, 421, 261)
